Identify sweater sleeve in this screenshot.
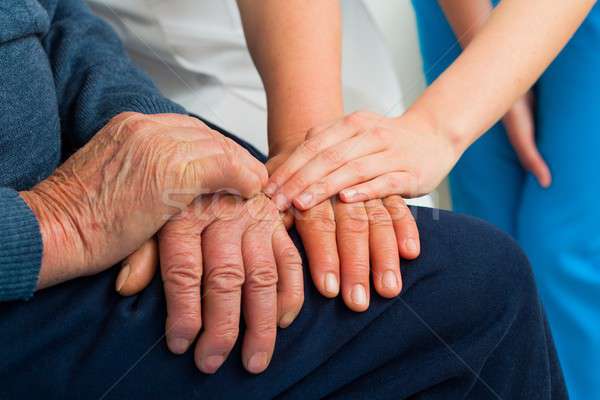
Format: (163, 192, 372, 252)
(42, 0, 186, 149)
(0, 188, 43, 301)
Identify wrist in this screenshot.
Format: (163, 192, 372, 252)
(267, 96, 343, 158)
(400, 102, 469, 160)
(20, 184, 85, 288)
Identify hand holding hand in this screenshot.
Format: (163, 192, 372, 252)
(266, 147, 420, 312)
(263, 111, 457, 209)
(21, 112, 267, 288)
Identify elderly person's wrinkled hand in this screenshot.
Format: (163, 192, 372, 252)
(115, 193, 303, 374)
(20, 112, 267, 289)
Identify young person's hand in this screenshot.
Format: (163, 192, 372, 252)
(292, 194, 420, 312)
(502, 91, 552, 188)
(263, 111, 458, 209)
(266, 146, 420, 311)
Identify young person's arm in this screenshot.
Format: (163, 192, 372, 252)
(236, 0, 343, 158)
(236, 1, 421, 311)
(439, 0, 551, 187)
(266, 0, 595, 209)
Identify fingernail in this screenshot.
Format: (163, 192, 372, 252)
(247, 352, 268, 374)
(115, 264, 131, 293)
(296, 192, 313, 209)
(324, 273, 339, 296)
(382, 270, 398, 290)
(405, 238, 418, 253)
(264, 182, 277, 197)
(351, 284, 367, 307)
(341, 189, 356, 200)
(202, 355, 225, 374)
(167, 337, 190, 354)
(273, 193, 288, 211)
(279, 312, 297, 328)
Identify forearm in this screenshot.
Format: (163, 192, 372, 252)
(438, 0, 494, 48)
(407, 0, 596, 154)
(236, 0, 343, 155)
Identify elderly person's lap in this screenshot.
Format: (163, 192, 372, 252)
(0, 205, 565, 399)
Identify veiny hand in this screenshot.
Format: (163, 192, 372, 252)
(293, 195, 419, 312)
(502, 91, 551, 188)
(116, 194, 303, 374)
(263, 111, 457, 210)
(21, 112, 267, 289)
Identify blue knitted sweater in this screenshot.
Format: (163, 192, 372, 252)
(0, 0, 185, 300)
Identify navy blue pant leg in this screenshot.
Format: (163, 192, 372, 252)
(0, 128, 566, 400)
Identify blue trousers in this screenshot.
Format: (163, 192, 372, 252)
(0, 127, 566, 399)
(412, 2, 600, 399)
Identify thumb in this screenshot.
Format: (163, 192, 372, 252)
(183, 138, 267, 199)
(116, 238, 159, 296)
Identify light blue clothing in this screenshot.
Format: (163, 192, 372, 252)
(411, 2, 600, 399)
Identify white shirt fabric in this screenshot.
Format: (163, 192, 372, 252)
(87, 0, 432, 207)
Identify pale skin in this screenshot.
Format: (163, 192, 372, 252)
(439, 0, 551, 188)
(265, 0, 595, 209)
(237, 0, 421, 309)
(119, 0, 421, 375)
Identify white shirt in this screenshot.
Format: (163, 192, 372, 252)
(87, 0, 405, 151)
(87, 0, 432, 207)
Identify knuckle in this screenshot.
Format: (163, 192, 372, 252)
(339, 205, 369, 232)
(303, 214, 336, 233)
(367, 208, 392, 227)
(277, 245, 302, 269)
(343, 217, 369, 233)
(161, 218, 203, 239)
(370, 127, 390, 143)
(346, 161, 368, 181)
(345, 261, 370, 276)
(163, 260, 201, 289)
(246, 263, 278, 288)
(205, 264, 245, 292)
(301, 137, 322, 156)
(321, 148, 343, 164)
(387, 174, 404, 193)
(209, 324, 239, 349)
(217, 330, 239, 349)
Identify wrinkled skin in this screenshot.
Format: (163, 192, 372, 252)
(21, 112, 267, 288)
(119, 193, 303, 375)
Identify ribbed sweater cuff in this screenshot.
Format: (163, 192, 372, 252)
(0, 188, 43, 301)
(125, 96, 187, 116)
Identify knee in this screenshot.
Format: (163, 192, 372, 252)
(412, 208, 539, 317)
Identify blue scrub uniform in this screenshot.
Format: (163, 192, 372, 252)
(411, 2, 600, 399)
